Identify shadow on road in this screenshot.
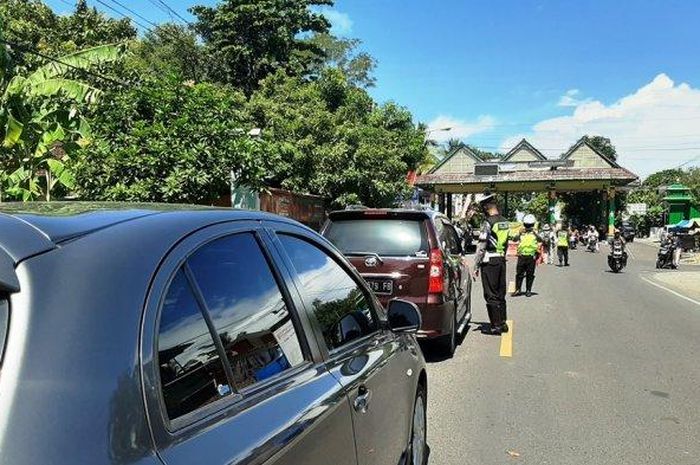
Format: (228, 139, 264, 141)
(420, 324, 471, 363)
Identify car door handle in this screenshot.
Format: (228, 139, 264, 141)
(353, 385, 372, 414)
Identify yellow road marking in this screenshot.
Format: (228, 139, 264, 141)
(500, 320, 514, 357)
(508, 281, 516, 293)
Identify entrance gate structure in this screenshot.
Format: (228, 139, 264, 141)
(416, 137, 639, 236)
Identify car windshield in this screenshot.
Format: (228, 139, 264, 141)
(325, 219, 428, 257)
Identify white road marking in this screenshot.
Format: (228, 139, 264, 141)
(640, 275, 700, 308)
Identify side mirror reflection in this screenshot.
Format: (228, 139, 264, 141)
(386, 299, 421, 333)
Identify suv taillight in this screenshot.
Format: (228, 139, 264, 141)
(428, 248, 444, 294)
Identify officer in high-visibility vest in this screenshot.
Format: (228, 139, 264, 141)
(556, 223, 571, 266)
(473, 195, 510, 334)
(512, 214, 541, 297)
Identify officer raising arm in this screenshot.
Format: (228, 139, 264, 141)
(472, 195, 510, 335)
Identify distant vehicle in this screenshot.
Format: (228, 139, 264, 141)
(0, 203, 428, 465)
(608, 240, 627, 272)
(620, 221, 636, 242)
(323, 208, 472, 356)
(587, 234, 598, 252)
(656, 238, 677, 269)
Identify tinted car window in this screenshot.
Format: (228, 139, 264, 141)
(158, 270, 229, 420)
(188, 233, 305, 391)
(325, 219, 428, 256)
(0, 297, 7, 366)
(443, 222, 462, 254)
(278, 234, 378, 351)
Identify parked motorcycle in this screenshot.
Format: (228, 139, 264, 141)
(656, 241, 676, 269)
(608, 241, 627, 272)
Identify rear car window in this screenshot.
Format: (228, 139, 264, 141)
(158, 270, 230, 420)
(324, 219, 428, 256)
(187, 233, 306, 391)
(0, 297, 8, 366)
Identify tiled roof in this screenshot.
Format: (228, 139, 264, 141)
(417, 166, 638, 186)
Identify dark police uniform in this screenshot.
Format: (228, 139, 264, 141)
(474, 214, 510, 331)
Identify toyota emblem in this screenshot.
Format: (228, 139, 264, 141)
(365, 256, 378, 267)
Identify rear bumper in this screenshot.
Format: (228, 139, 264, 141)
(415, 296, 453, 340)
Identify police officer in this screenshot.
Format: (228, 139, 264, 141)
(473, 195, 510, 334)
(556, 223, 571, 266)
(512, 214, 541, 297)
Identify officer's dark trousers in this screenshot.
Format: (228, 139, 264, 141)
(481, 257, 507, 326)
(557, 246, 569, 265)
(515, 255, 536, 292)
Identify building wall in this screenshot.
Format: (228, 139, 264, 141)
(433, 149, 477, 174)
(568, 144, 612, 168)
(507, 148, 540, 162)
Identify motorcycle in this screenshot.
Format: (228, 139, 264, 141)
(608, 241, 627, 272)
(587, 235, 598, 253)
(656, 241, 676, 269)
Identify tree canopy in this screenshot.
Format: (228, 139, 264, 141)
(191, 0, 332, 94)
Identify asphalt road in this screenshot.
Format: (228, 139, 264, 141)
(424, 241, 700, 465)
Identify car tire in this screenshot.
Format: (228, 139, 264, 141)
(436, 310, 457, 357)
(408, 383, 427, 465)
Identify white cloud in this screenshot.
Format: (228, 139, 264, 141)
(557, 88, 590, 107)
(500, 74, 700, 178)
(427, 115, 496, 143)
(319, 8, 353, 36)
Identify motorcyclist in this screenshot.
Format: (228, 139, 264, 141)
(611, 229, 628, 263)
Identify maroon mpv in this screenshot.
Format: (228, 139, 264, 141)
(322, 208, 472, 355)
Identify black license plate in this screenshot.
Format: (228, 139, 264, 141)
(366, 279, 393, 295)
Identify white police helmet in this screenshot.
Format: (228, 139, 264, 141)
(523, 214, 536, 227)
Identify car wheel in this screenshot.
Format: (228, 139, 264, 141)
(409, 384, 427, 465)
(437, 310, 457, 357)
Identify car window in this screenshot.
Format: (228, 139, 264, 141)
(187, 233, 306, 391)
(324, 219, 428, 256)
(278, 234, 379, 351)
(0, 297, 8, 366)
(157, 269, 229, 420)
(443, 222, 462, 255)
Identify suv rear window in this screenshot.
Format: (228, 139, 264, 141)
(325, 219, 428, 256)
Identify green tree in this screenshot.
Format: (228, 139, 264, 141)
(71, 76, 278, 204)
(583, 135, 617, 161)
(133, 23, 204, 83)
(248, 69, 426, 207)
(0, 0, 135, 75)
(191, 0, 332, 94)
(1, 43, 122, 200)
(305, 33, 376, 88)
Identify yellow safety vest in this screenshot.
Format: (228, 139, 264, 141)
(557, 231, 569, 247)
(518, 232, 539, 256)
(490, 221, 511, 255)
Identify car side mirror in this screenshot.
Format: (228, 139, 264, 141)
(386, 299, 421, 333)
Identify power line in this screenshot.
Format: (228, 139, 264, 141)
(92, 0, 155, 33)
(1, 39, 127, 87)
(154, 0, 193, 27)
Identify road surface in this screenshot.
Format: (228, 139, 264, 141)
(425, 241, 700, 465)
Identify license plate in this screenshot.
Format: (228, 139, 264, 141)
(366, 279, 393, 295)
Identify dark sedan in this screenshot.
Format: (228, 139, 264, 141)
(0, 203, 428, 465)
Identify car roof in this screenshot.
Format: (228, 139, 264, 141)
(327, 207, 445, 222)
(0, 202, 299, 265)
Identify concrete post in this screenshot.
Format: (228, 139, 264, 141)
(548, 190, 557, 225)
(608, 188, 616, 238)
(438, 193, 446, 214)
(446, 193, 453, 219)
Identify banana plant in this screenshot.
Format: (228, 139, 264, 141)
(1, 43, 121, 201)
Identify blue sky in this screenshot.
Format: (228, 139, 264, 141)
(46, 0, 700, 177)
